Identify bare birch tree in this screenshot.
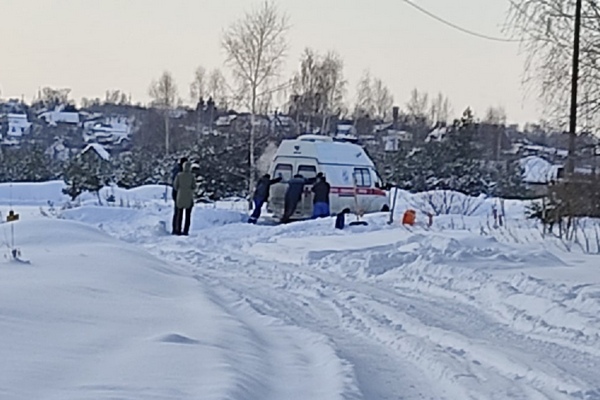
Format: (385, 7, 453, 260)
(506, 0, 600, 128)
(484, 106, 508, 125)
(354, 71, 394, 120)
(429, 92, 452, 126)
(207, 68, 229, 109)
(406, 88, 430, 125)
(149, 71, 179, 155)
(190, 66, 207, 105)
(222, 0, 289, 195)
(372, 78, 394, 120)
(354, 70, 375, 118)
(291, 48, 321, 124)
(291, 49, 346, 132)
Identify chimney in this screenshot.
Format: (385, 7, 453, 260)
(392, 106, 399, 129)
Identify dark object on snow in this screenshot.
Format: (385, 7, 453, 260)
(281, 174, 306, 223)
(249, 174, 283, 224)
(335, 208, 351, 230)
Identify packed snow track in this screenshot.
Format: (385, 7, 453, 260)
(59, 203, 600, 400)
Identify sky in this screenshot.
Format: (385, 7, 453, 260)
(0, 0, 541, 125)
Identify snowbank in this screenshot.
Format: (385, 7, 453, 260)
(0, 217, 359, 400)
(0, 219, 250, 399)
(60, 204, 248, 240)
(390, 189, 527, 219)
(0, 181, 67, 205)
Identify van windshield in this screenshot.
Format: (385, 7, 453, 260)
(298, 165, 317, 180)
(274, 164, 293, 181)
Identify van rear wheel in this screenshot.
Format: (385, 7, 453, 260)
(381, 205, 390, 212)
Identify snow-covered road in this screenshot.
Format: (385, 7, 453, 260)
(3, 178, 600, 400)
(63, 204, 600, 400)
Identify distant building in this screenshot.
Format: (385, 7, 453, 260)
(425, 126, 448, 143)
(383, 130, 413, 152)
(81, 143, 110, 161)
(82, 115, 132, 147)
(38, 106, 80, 126)
(5, 113, 32, 138)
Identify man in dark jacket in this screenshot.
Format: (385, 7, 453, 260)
(281, 174, 306, 223)
(248, 173, 282, 224)
(311, 172, 331, 218)
(171, 157, 188, 234)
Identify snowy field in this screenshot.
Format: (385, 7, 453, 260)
(1, 181, 599, 399)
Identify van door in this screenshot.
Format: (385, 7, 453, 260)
(296, 164, 317, 218)
(353, 167, 373, 213)
(267, 162, 293, 217)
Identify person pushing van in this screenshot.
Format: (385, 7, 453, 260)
(311, 172, 330, 218)
(248, 173, 283, 224)
(281, 174, 306, 223)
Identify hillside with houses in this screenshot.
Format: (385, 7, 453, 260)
(1, 87, 599, 202)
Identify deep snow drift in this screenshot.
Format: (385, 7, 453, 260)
(1, 182, 600, 399)
(0, 216, 356, 400)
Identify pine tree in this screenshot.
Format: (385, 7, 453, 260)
(62, 151, 113, 201)
(391, 107, 496, 196)
(491, 159, 529, 199)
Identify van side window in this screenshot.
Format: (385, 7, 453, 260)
(353, 168, 372, 187)
(274, 164, 293, 181)
(298, 165, 317, 180)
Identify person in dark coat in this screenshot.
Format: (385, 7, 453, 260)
(172, 162, 196, 236)
(335, 208, 351, 230)
(171, 157, 188, 234)
(248, 173, 283, 224)
(281, 174, 306, 223)
(311, 173, 331, 218)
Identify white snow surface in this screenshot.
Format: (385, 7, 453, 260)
(1, 183, 600, 399)
(521, 156, 561, 184)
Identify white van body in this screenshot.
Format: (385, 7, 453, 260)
(267, 135, 389, 220)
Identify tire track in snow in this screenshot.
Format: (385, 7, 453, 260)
(103, 220, 600, 400)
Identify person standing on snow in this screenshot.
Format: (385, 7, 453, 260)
(311, 172, 331, 218)
(281, 174, 306, 223)
(171, 157, 188, 234)
(173, 161, 196, 236)
(248, 173, 283, 224)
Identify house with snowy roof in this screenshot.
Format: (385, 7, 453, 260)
(82, 115, 132, 148)
(38, 105, 80, 126)
(81, 143, 110, 162)
(1, 113, 32, 139)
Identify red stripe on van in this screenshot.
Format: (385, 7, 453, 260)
(330, 187, 387, 196)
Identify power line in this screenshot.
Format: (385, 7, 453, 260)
(402, 0, 519, 43)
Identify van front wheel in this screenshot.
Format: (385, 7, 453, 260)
(381, 205, 390, 212)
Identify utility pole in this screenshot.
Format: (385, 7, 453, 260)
(567, 0, 583, 176)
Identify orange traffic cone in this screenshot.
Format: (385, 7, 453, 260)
(402, 209, 416, 226)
